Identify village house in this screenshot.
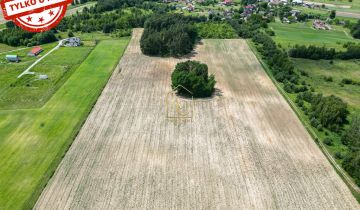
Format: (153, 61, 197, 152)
(313, 19, 332, 30)
(5, 55, 19, 62)
(63, 37, 81, 47)
(28, 46, 43, 57)
(242, 4, 256, 17)
(223, 9, 234, 19)
(269, 0, 287, 5)
(220, 0, 233, 6)
(290, 9, 301, 20)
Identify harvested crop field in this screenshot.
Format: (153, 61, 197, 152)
(35, 29, 359, 209)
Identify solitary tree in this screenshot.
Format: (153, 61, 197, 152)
(330, 10, 336, 19)
(171, 61, 216, 97)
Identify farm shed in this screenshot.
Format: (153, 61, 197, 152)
(6, 55, 19, 62)
(39, 74, 48, 80)
(28, 46, 43, 56)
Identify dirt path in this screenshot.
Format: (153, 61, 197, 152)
(17, 39, 65, 78)
(35, 29, 359, 209)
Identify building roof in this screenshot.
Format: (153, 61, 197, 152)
(6, 55, 18, 58)
(30, 46, 43, 54)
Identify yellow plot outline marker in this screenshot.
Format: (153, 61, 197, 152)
(166, 85, 194, 119)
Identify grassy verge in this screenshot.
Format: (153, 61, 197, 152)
(247, 40, 360, 203)
(0, 38, 130, 209)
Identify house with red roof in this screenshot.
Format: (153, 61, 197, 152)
(28, 46, 43, 57)
(223, 0, 233, 6)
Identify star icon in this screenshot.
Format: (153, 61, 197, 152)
(38, 17, 44, 23)
(26, 16, 32, 22)
(48, 10, 54, 16)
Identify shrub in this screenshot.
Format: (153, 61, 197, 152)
(335, 152, 344, 159)
(324, 76, 333, 82)
(342, 151, 360, 186)
(171, 61, 216, 97)
(351, 20, 360, 39)
(265, 28, 275, 36)
(310, 95, 349, 132)
(341, 116, 360, 149)
(68, 31, 74, 37)
(341, 78, 353, 84)
(323, 137, 333, 146)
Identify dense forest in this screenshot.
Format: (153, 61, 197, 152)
(140, 14, 203, 57)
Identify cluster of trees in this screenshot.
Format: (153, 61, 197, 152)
(171, 61, 216, 97)
(289, 45, 336, 60)
(57, 7, 148, 34)
(196, 22, 237, 39)
(289, 44, 360, 60)
(342, 116, 360, 185)
(351, 20, 360, 39)
(296, 92, 349, 132)
(140, 14, 201, 57)
(0, 27, 57, 47)
(252, 32, 300, 88)
(228, 14, 270, 39)
(310, 94, 349, 132)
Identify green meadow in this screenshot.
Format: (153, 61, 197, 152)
(0, 42, 94, 109)
(269, 21, 359, 50)
(0, 38, 130, 209)
(293, 58, 360, 114)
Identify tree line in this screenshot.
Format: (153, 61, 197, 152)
(57, 7, 148, 34)
(0, 26, 57, 47)
(289, 44, 360, 60)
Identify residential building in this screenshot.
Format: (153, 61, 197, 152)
(28, 46, 43, 56)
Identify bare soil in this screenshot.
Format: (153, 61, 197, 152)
(35, 29, 359, 209)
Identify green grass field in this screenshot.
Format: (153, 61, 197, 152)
(308, 0, 360, 7)
(293, 59, 360, 111)
(0, 38, 130, 209)
(269, 20, 359, 49)
(0, 42, 94, 109)
(291, 58, 360, 163)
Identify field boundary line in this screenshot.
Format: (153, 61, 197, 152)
(246, 40, 360, 200)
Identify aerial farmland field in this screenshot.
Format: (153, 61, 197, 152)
(0, 38, 129, 209)
(35, 29, 359, 209)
